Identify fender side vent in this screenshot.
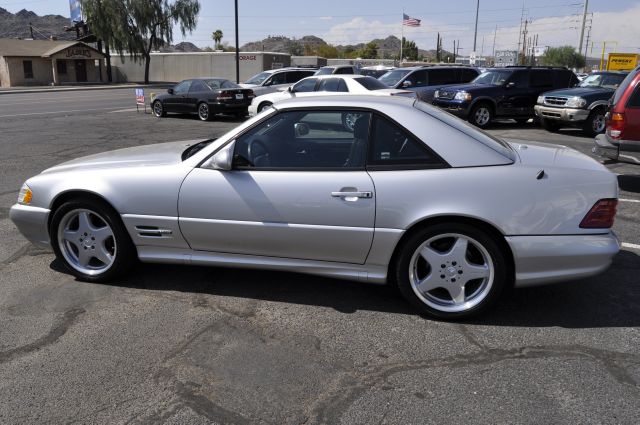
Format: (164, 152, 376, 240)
(135, 225, 173, 238)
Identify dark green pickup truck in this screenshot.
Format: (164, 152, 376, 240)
(534, 71, 628, 136)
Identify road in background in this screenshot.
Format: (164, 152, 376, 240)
(0, 89, 638, 424)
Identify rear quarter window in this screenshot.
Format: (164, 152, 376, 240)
(613, 68, 640, 106)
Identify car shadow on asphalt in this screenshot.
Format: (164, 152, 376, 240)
(159, 113, 246, 122)
(50, 249, 640, 327)
(618, 174, 640, 193)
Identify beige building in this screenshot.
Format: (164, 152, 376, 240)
(0, 39, 105, 88)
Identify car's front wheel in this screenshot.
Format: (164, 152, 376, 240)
(152, 100, 165, 117)
(258, 102, 272, 113)
(394, 223, 508, 320)
(50, 199, 136, 282)
(583, 109, 606, 137)
(469, 103, 493, 128)
(198, 102, 212, 121)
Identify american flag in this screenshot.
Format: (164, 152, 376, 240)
(403, 13, 421, 27)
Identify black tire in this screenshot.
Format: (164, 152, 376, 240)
(197, 102, 212, 121)
(515, 118, 529, 125)
(152, 100, 165, 117)
(582, 109, 606, 137)
(540, 117, 560, 132)
(258, 102, 272, 113)
(468, 103, 493, 129)
(50, 198, 136, 282)
(341, 112, 362, 132)
(394, 223, 508, 320)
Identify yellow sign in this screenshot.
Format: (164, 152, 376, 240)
(607, 53, 639, 71)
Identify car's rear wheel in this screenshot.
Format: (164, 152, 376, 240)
(152, 100, 165, 117)
(395, 223, 507, 320)
(198, 102, 212, 121)
(469, 103, 493, 128)
(540, 117, 560, 132)
(583, 109, 606, 137)
(50, 199, 136, 282)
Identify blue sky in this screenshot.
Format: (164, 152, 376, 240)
(1, 0, 639, 55)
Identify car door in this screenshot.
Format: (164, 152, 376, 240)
(178, 109, 376, 264)
(186, 80, 209, 113)
(496, 70, 529, 116)
(164, 80, 191, 113)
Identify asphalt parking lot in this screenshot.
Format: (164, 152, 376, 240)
(1, 88, 639, 424)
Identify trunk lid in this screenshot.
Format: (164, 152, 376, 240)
(506, 140, 609, 172)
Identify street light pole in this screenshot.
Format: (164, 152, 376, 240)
(235, 0, 240, 84)
(473, 0, 479, 53)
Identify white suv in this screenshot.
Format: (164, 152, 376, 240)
(240, 68, 316, 96)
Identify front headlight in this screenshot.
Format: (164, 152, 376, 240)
(566, 96, 587, 108)
(434, 90, 440, 98)
(18, 183, 33, 205)
(454, 91, 472, 101)
(537, 96, 545, 104)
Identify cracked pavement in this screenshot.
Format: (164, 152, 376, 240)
(0, 89, 639, 424)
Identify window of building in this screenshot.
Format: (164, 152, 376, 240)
(23, 60, 33, 79)
(56, 60, 67, 75)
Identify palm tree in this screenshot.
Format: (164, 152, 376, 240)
(212, 29, 223, 50)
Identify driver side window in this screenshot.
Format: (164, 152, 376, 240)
(233, 110, 371, 169)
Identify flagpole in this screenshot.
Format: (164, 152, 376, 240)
(400, 10, 404, 64)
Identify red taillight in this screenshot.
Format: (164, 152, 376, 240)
(579, 199, 618, 228)
(606, 112, 625, 139)
(247, 89, 255, 99)
(218, 90, 232, 100)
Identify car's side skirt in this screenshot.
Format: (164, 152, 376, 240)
(136, 246, 389, 284)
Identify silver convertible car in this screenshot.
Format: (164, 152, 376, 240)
(10, 96, 619, 319)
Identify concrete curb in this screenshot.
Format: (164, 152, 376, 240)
(0, 84, 172, 95)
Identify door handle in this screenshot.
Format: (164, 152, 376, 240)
(331, 191, 373, 199)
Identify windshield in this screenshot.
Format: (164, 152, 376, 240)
(353, 76, 389, 90)
(578, 73, 626, 89)
(244, 71, 271, 85)
(472, 70, 512, 86)
(414, 100, 516, 161)
(315, 67, 335, 76)
(379, 69, 411, 87)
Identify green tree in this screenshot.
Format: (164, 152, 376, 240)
(360, 42, 378, 59)
(540, 45, 585, 69)
(316, 43, 338, 58)
(212, 29, 223, 49)
(402, 37, 419, 61)
(80, 0, 200, 84)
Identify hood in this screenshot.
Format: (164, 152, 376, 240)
(42, 140, 202, 174)
(542, 86, 614, 98)
(437, 82, 493, 93)
(506, 139, 608, 172)
(238, 83, 254, 88)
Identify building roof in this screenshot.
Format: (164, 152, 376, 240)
(0, 39, 102, 58)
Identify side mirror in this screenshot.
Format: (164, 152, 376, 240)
(294, 122, 310, 137)
(287, 86, 294, 93)
(167, 88, 174, 94)
(402, 80, 412, 88)
(506, 82, 516, 89)
(203, 141, 234, 171)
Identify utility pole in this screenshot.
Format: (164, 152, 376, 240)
(234, 0, 240, 83)
(453, 40, 456, 63)
(29, 22, 34, 39)
(521, 19, 529, 65)
(437, 33, 440, 62)
(517, 1, 525, 58)
(584, 16, 592, 66)
(578, 0, 589, 61)
(473, 0, 480, 53)
(492, 25, 497, 64)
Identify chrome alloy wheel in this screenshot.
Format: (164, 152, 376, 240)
(57, 209, 116, 276)
(592, 113, 606, 133)
(408, 233, 494, 313)
(342, 112, 362, 132)
(474, 107, 491, 126)
(153, 101, 163, 117)
(198, 103, 210, 120)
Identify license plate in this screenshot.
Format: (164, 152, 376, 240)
(235, 94, 244, 99)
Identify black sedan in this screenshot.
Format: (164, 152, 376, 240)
(152, 78, 255, 121)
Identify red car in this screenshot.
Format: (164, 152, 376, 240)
(593, 66, 640, 164)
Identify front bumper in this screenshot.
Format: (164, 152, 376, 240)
(9, 204, 51, 248)
(248, 102, 259, 117)
(431, 99, 470, 118)
(534, 105, 590, 122)
(506, 232, 619, 288)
